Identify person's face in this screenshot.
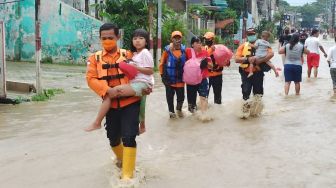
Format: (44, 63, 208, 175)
(132, 36, 146, 51)
(172, 36, 182, 46)
(192, 41, 202, 51)
(204, 39, 213, 46)
(315, 32, 320, 37)
(261, 33, 269, 41)
(247, 33, 257, 42)
(100, 29, 119, 52)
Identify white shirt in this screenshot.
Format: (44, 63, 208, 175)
(304, 36, 321, 54)
(327, 46, 336, 68)
(131, 48, 154, 86)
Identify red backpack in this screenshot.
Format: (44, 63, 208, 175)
(183, 49, 203, 85)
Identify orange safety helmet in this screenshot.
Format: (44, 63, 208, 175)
(203, 32, 215, 39)
(171, 31, 182, 38)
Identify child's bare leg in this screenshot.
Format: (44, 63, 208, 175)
(139, 121, 146, 134)
(85, 96, 111, 132)
(267, 62, 279, 77)
(199, 96, 208, 113)
(139, 96, 146, 134)
(113, 84, 136, 97)
(248, 63, 254, 77)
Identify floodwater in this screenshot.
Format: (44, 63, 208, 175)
(1, 38, 336, 188)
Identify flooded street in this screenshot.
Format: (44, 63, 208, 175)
(1, 39, 336, 188)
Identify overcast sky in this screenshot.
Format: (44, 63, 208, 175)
(285, 0, 316, 6)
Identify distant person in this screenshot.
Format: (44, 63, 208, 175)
(304, 28, 328, 78)
(279, 27, 291, 64)
(299, 29, 308, 45)
(290, 28, 296, 35)
(279, 34, 309, 95)
(299, 29, 309, 64)
(326, 37, 336, 97)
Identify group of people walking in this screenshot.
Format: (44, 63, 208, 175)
(84, 22, 336, 183)
(278, 27, 336, 97)
(159, 30, 225, 119)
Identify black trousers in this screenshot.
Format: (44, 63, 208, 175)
(187, 84, 199, 107)
(165, 85, 185, 113)
(208, 74, 223, 104)
(105, 101, 140, 148)
(239, 68, 264, 100)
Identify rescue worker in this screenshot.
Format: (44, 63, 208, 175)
(86, 23, 144, 180)
(159, 31, 186, 118)
(235, 28, 274, 118)
(203, 31, 223, 104)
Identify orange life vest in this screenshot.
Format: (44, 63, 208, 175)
(94, 49, 140, 108)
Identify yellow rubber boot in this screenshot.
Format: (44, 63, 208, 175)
(112, 143, 123, 167)
(122, 147, 136, 179)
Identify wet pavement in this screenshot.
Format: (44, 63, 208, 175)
(1, 38, 336, 188)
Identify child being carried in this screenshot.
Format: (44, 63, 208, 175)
(248, 31, 279, 77)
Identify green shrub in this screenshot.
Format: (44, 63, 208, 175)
(41, 56, 53, 64)
(31, 88, 65, 101)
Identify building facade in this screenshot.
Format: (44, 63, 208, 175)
(0, 0, 102, 63)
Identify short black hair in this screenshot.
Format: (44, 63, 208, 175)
(311, 28, 319, 36)
(190, 36, 201, 46)
(99, 23, 119, 37)
(130, 29, 150, 52)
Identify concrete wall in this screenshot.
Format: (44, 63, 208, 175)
(0, 0, 35, 60)
(0, 0, 103, 63)
(41, 1, 102, 63)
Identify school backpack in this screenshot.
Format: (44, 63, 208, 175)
(183, 48, 203, 85)
(213, 44, 233, 67)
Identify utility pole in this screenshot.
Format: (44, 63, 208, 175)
(35, 0, 42, 94)
(242, 0, 248, 40)
(333, 0, 335, 37)
(84, 0, 89, 15)
(94, 0, 98, 19)
(156, 0, 162, 66)
(268, 0, 272, 21)
(0, 21, 6, 98)
(148, 1, 154, 57)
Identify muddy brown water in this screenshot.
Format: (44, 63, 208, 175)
(1, 39, 335, 188)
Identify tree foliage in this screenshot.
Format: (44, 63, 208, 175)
(226, 0, 244, 17)
(99, 0, 149, 49)
(161, 15, 187, 48)
(213, 8, 239, 34)
(279, 0, 330, 28)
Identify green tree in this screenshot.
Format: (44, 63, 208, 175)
(98, 0, 149, 49)
(213, 8, 239, 35)
(226, 0, 244, 16)
(161, 15, 187, 48)
(299, 3, 321, 28)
